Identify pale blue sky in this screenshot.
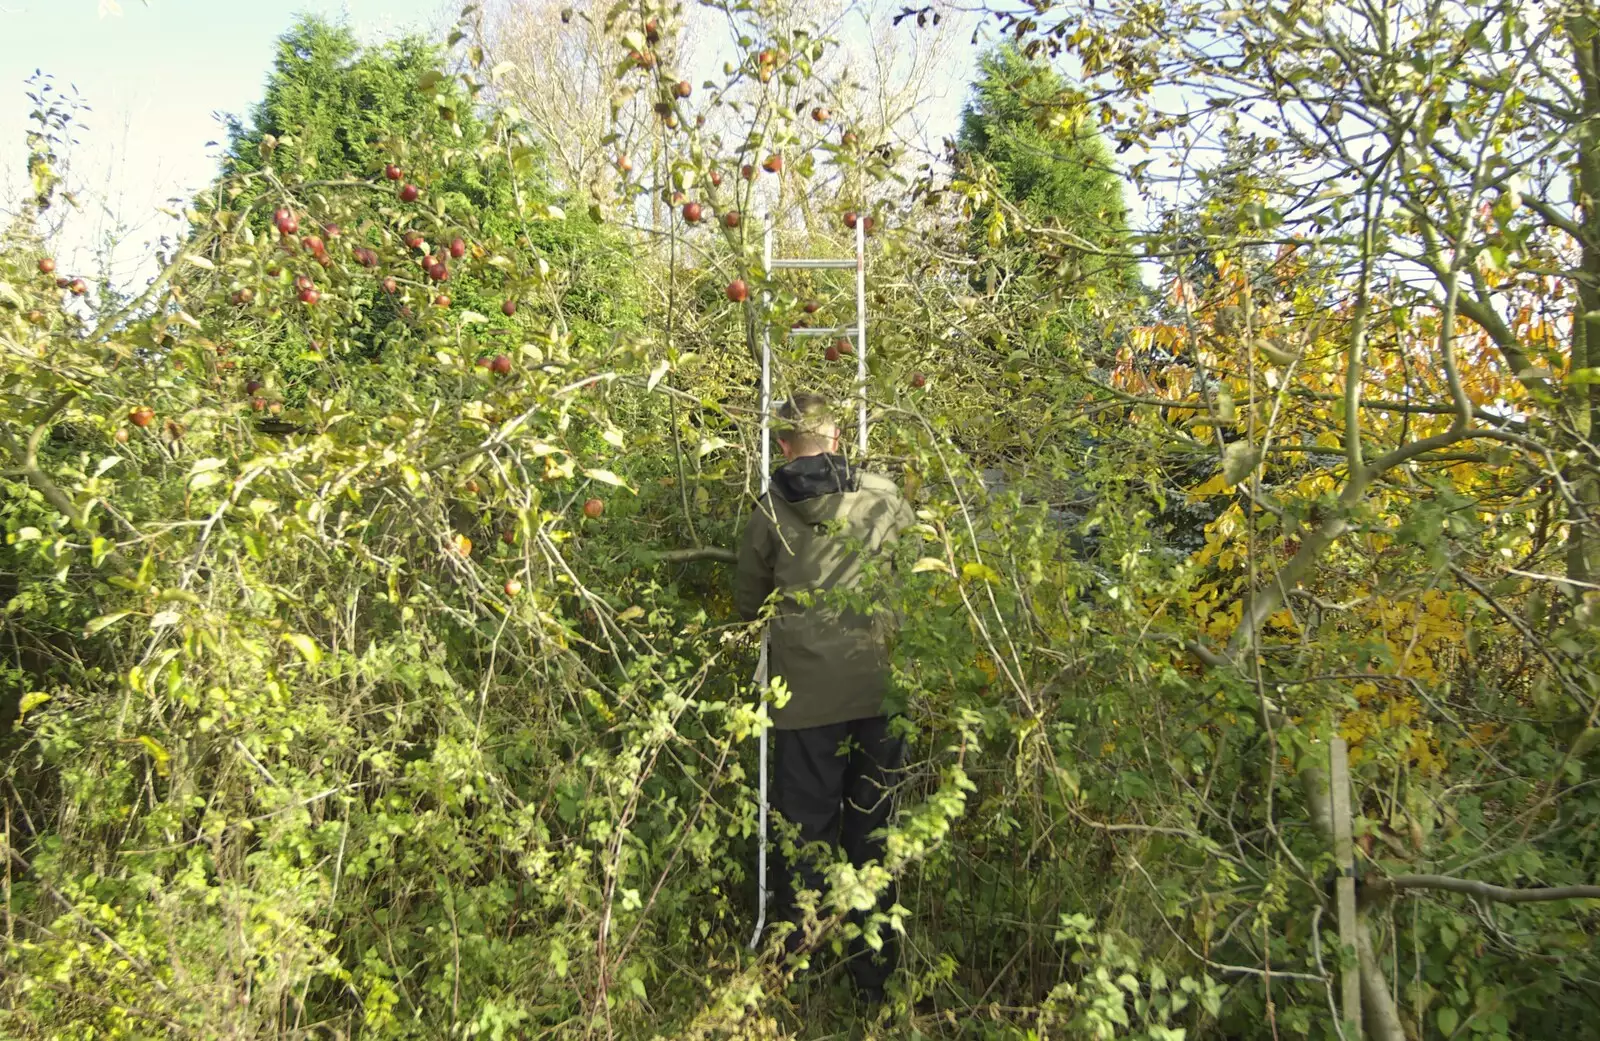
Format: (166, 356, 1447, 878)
(0, 0, 447, 281)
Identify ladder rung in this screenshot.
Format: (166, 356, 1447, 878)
(786, 326, 858, 338)
(769, 258, 856, 270)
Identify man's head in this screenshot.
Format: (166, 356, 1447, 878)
(774, 393, 840, 461)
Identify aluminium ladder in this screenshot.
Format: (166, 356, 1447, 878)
(749, 214, 870, 951)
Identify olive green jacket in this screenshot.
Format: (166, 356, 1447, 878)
(735, 456, 916, 729)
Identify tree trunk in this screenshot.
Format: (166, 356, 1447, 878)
(1566, 14, 1600, 588)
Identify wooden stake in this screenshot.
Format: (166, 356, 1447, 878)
(1330, 736, 1363, 1037)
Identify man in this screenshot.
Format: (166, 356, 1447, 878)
(734, 393, 917, 1005)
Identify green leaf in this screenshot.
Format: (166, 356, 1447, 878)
(418, 70, 445, 91)
(583, 468, 635, 492)
(1437, 1007, 1459, 1035)
(1222, 441, 1261, 487)
(281, 633, 323, 665)
(84, 611, 133, 636)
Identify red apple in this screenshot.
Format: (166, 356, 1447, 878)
(382, 277, 399, 294)
(476, 356, 492, 368)
(434, 293, 451, 308)
(835, 337, 853, 356)
(129, 406, 154, 427)
(842, 130, 859, 147)
(490, 353, 512, 375)
(251, 396, 267, 411)
(502, 528, 517, 544)
(323, 223, 341, 238)
(245, 379, 263, 394)
(273, 207, 290, 225)
(675, 80, 692, 98)
(450, 237, 466, 259)
(303, 235, 325, 254)
(725, 279, 748, 302)
(758, 49, 775, 66)
(864, 216, 877, 234)
(236, 287, 255, 303)
(723, 210, 741, 228)
(803, 300, 820, 314)
(114, 427, 130, 444)
(812, 106, 830, 123)
(295, 274, 315, 291)
(69, 278, 88, 295)
(825, 344, 840, 362)
(644, 17, 660, 43)
(910, 371, 926, 388)
(709, 169, 723, 187)
(844, 211, 859, 229)
(742, 163, 756, 180)
(37, 257, 55, 274)
(762, 154, 782, 173)
(404, 230, 424, 249)
(299, 288, 320, 305)
(399, 183, 420, 203)
(277, 214, 299, 235)
(268, 400, 282, 414)
(504, 579, 522, 597)
(55, 277, 69, 288)
(384, 163, 403, 181)
(682, 202, 702, 223)
(502, 298, 517, 317)
(583, 498, 604, 519)
(616, 154, 633, 174)
(428, 263, 449, 282)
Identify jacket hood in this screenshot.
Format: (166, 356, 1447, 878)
(772, 453, 858, 522)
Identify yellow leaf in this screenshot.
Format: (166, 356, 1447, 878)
(961, 561, 1003, 585)
(281, 633, 323, 665)
(18, 692, 51, 717)
(911, 557, 952, 575)
(137, 734, 171, 777)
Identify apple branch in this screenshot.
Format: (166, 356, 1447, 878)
(1364, 875, 1600, 905)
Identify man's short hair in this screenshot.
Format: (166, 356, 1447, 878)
(775, 393, 838, 455)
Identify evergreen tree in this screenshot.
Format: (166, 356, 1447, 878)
(958, 47, 1137, 296)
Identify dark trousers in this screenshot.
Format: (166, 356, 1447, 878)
(772, 716, 905, 991)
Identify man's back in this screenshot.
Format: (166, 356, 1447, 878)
(735, 452, 915, 729)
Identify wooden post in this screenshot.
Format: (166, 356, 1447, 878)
(1330, 736, 1363, 1038)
